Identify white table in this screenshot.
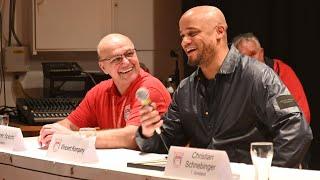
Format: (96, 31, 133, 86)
(1, 137, 320, 180)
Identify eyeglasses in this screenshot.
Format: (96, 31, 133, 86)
(99, 49, 136, 65)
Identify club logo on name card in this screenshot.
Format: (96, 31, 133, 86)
(173, 151, 184, 168)
(53, 138, 62, 152)
(165, 146, 233, 180)
(47, 134, 98, 163)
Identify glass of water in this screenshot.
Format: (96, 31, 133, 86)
(0, 114, 9, 126)
(250, 142, 273, 180)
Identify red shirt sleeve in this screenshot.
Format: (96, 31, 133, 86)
(274, 59, 311, 123)
(68, 86, 99, 128)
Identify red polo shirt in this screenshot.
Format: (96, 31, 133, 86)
(68, 70, 171, 129)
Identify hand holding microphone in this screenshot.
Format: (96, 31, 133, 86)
(135, 87, 162, 134)
(136, 87, 169, 152)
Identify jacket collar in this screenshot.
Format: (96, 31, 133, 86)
(218, 45, 240, 74)
(195, 45, 240, 81)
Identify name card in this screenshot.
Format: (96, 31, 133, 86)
(165, 146, 232, 180)
(0, 125, 26, 151)
(47, 133, 98, 163)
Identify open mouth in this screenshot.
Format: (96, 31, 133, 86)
(185, 47, 196, 54)
(119, 67, 133, 74)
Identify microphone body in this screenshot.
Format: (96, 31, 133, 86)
(135, 87, 161, 134)
(136, 87, 169, 152)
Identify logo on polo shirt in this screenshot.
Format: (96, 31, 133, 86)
(124, 104, 131, 121)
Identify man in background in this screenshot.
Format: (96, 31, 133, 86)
(38, 33, 171, 149)
(232, 32, 311, 123)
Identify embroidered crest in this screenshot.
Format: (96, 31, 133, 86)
(123, 104, 131, 121)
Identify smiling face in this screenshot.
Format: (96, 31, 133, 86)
(179, 12, 214, 66)
(97, 34, 140, 93)
(179, 6, 227, 68)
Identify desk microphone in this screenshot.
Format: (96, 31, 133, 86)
(135, 87, 169, 152)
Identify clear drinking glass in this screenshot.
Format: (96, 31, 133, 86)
(0, 114, 9, 126)
(250, 142, 273, 180)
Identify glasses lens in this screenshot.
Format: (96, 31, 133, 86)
(109, 56, 123, 64)
(111, 49, 135, 65)
(100, 49, 135, 64)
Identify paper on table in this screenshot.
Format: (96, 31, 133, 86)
(127, 154, 167, 171)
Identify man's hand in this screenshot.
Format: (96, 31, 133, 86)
(38, 123, 74, 148)
(140, 102, 163, 138)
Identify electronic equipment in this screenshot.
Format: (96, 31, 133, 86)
(42, 62, 82, 77)
(16, 98, 82, 125)
(42, 62, 110, 98)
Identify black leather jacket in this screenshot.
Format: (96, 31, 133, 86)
(136, 46, 312, 167)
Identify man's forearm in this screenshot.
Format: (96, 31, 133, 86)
(95, 125, 138, 149)
(272, 113, 313, 167)
(56, 119, 138, 149)
(57, 118, 79, 131)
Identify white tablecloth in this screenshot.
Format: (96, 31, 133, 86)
(1, 137, 320, 180)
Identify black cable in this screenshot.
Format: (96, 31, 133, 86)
(54, 81, 67, 91)
(82, 71, 97, 85)
(12, 75, 31, 99)
(8, 0, 22, 46)
(0, 9, 7, 107)
(0, 11, 2, 95)
(0, 1, 23, 111)
(11, 0, 22, 46)
(8, 0, 12, 46)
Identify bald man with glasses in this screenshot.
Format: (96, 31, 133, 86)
(38, 33, 171, 149)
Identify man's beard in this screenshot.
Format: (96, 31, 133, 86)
(187, 53, 203, 66)
(187, 45, 214, 67)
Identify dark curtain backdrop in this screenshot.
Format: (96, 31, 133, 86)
(182, 0, 320, 169)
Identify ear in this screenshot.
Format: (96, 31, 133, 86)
(98, 62, 108, 74)
(258, 48, 265, 62)
(260, 48, 265, 57)
(216, 25, 225, 39)
(98, 61, 103, 70)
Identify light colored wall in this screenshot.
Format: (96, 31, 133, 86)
(0, 0, 181, 107)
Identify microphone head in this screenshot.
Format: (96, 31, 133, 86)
(136, 87, 162, 135)
(135, 87, 151, 106)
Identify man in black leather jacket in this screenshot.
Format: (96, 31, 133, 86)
(135, 6, 312, 168)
